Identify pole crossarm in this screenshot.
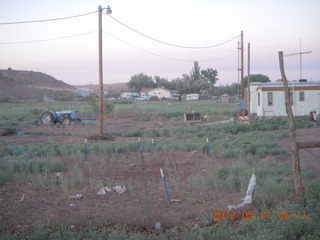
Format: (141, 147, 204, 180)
(284, 51, 312, 57)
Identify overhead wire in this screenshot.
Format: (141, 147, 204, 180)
(108, 15, 239, 49)
(0, 31, 97, 44)
(103, 30, 237, 62)
(0, 8, 238, 62)
(0, 10, 98, 25)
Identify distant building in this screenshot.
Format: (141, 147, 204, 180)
(220, 94, 230, 103)
(75, 88, 97, 96)
(43, 95, 55, 102)
(186, 94, 199, 101)
(249, 81, 320, 117)
(140, 87, 174, 99)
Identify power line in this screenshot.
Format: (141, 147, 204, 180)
(0, 31, 97, 44)
(108, 15, 239, 49)
(0, 10, 98, 25)
(103, 30, 236, 62)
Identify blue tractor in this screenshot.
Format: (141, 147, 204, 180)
(40, 110, 81, 125)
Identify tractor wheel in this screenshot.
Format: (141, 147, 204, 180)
(41, 111, 55, 125)
(63, 117, 72, 125)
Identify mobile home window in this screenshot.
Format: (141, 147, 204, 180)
(267, 92, 273, 106)
(258, 92, 260, 106)
(299, 92, 305, 102)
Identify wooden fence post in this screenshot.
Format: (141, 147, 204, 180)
(278, 51, 304, 198)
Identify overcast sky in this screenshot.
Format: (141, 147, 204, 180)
(0, 0, 319, 86)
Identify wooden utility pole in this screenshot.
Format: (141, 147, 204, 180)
(98, 5, 104, 135)
(240, 31, 244, 99)
(247, 43, 251, 115)
(278, 51, 304, 198)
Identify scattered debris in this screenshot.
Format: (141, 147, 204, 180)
(1, 128, 28, 136)
(54, 172, 61, 185)
(69, 194, 83, 200)
(17, 225, 29, 229)
(128, 163, 137, 167)
(113, 185, 126, 194)
(153, 122, 164, 128)
(20, 194, 25, 202)
(97, 186, 126, 195)
(228, 171, 256, 210)
(68, 225, 76, 230)
(155, 222, 161, 230)
(97, 187, 113, 195)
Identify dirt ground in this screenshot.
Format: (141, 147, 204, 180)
(1, 114, 319, 232)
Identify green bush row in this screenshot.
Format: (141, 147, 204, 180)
(0, 156, 63, 184)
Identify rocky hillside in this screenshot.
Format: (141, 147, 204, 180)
(0, 69, 74, 100)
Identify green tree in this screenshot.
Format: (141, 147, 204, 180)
(154, 76, 176, 90)
(127, 73, 156, 92)
(201, 68, 219, 85)
(174, 64, 219, 95)
(212, 84, 238, 96)
(244, 74, 270, 87)
(190, 61, 201, 81)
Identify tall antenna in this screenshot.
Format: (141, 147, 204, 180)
(284, 39, 312, 79)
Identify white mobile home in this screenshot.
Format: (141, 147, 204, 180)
(186, 94, 199, 101)
(249, 81, 320, 117)
(140, 87, 173, 99)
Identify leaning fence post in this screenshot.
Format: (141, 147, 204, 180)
(84, 139, 89, 160)
(160, 168, 171, 204)
(139, 138, 153, 227)
(12, 143, 32, 161)
(150, 139, 154, 155)
(206, 138, 211, 157)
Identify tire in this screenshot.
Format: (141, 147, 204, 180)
(41, 111, 55, 125)
(63, 117, 72, 125)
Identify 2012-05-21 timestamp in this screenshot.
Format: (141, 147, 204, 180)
(211, 210, 307, 220)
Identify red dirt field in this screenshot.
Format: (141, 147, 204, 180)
(0, 115, 319, 232)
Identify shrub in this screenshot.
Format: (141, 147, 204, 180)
(104, 102, 114, 113)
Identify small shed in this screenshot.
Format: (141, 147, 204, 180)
(184, 112, 202, 123)
(220, 94, 230, 103)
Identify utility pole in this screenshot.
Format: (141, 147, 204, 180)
(247, 42, 251, 115)
(240, 30, 244, 99)
(98, 5, 104, 135)
(284, 39, 312, 79)
(97, 5, 112, 135)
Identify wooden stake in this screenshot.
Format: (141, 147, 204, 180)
(278, 51, 304, 198)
